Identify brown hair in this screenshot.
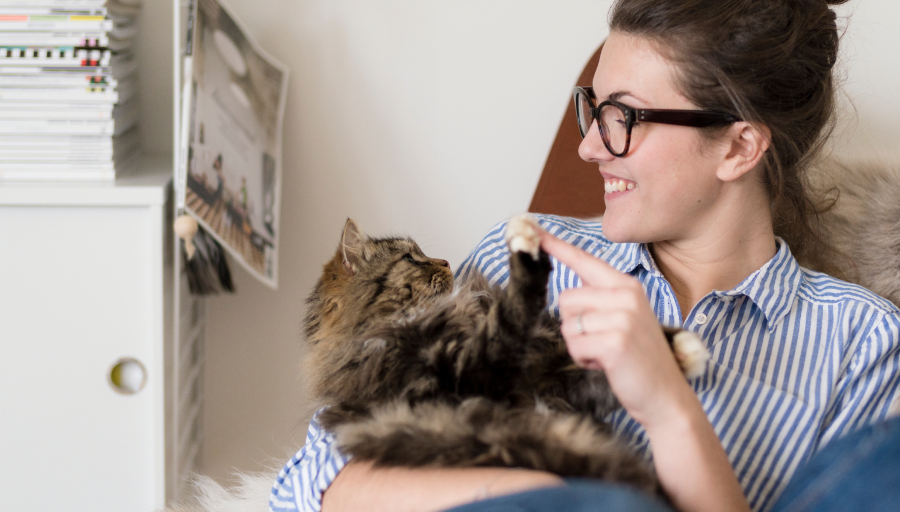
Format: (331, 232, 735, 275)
(610, 0, 849, 277)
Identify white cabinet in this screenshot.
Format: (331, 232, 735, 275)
(0, 156, 203, 511)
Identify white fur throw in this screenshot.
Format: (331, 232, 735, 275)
(164, 471, 276, 512)
(809, 154, 900, 307)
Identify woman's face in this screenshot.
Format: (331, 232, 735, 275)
(582, 32, 729, 244)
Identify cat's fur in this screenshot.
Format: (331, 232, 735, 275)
(303, 215, 709, 496)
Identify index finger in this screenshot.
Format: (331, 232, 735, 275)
(538, 228, 629, 287)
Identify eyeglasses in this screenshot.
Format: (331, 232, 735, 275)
(573, 86, 741, 157)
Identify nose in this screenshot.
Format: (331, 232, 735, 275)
(433, 258, 450, 268)
(578, 120, 615, 163)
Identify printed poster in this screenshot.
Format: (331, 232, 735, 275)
(179, 0, 288, 288)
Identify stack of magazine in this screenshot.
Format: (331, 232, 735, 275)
(0, 0, 142, 181)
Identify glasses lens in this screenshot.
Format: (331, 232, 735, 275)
(599, 103, 628, 155)
(575, 92, 594, 138)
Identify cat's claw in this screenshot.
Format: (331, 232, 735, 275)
(673, 331, 710, 379)
(505, 214, 542, 260)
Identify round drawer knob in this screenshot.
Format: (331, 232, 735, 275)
(108, 357, 147, 395)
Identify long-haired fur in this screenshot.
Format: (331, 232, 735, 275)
(164, 471, 275, 512)
(806, 154, 900, 307)
(300, 215, 711, 498)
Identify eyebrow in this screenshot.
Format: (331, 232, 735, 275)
(607, 90, 647, 105)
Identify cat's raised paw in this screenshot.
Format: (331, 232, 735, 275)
(505, 214, 541, 260)
(673, 331, 710, 379)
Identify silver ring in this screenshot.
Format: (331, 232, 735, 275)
(575, 314, 585, 335)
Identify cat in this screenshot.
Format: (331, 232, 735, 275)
(303, 214, 710, 497)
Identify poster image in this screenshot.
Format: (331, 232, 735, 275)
(182, 0, 288, 288)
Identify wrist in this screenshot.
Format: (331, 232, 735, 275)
(642, 381, 706, 437)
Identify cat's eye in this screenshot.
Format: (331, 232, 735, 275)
(402, 254, 416, 264)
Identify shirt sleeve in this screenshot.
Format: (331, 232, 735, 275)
(269, 410, 351, 512)
(818, 309, 900, 447)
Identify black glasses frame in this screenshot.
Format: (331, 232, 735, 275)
(573, 86, 741, 157)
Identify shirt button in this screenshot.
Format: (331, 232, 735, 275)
(695, 313, 708, 325)
(721, 296, 733, 303)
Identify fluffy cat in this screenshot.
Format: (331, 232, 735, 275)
(303, 215, 709, 497)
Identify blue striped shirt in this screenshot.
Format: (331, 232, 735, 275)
(270, 214, 900, 512)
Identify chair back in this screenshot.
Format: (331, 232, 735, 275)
(528, 42, 605, 218)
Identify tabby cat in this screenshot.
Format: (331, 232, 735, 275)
(303, 215, 709, 496)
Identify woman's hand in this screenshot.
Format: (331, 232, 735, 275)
(539, 229, 694, 428)
(539, 228, 750, 512)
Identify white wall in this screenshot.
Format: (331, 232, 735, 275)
(193, 0, 900, 482)
(832, 1, 900, 155)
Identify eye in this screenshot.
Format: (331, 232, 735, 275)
(402, 253, 415, 264)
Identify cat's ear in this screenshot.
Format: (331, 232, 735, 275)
(341, 218, 367, 275)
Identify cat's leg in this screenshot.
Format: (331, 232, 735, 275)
(448, 215, 555, 396)
(662, 327, 710, 379)
(496, 214, 553, 336)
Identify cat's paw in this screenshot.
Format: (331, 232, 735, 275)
(672, 331, 710, 379)
(505, 214, 541, 260)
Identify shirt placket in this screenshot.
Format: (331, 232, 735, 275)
(684, 292, 737, 343)
(642, 270, 683, 328)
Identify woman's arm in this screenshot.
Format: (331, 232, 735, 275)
(540, 230, 750, 512)
(322, 462, 564, 512)
(642, 382, 749, 512)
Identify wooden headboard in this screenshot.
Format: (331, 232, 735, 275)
(528, 42, 605, 219)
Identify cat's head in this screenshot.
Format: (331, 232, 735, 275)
(304, 219, 454, 345)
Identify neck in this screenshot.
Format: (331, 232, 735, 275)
(649, 216, 776, 323)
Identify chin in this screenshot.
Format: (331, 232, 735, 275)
(600, 214, 638, 243)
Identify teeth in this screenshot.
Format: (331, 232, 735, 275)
(604, 179, 634, 193)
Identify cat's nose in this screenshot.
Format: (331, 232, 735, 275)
(435, 259, 450, 268)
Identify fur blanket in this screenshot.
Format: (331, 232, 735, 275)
(167, 155, 900, 512)
(165, 472, 275, 512)
(807, 154, 900, 307)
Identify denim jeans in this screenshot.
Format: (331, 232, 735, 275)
(444, 480, 673, 512)
(769, 415, 900, 512)
(443, 416, 900, 512)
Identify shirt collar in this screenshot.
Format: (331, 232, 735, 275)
(603, 242, 653, 275)
(602, 237, 801, 331)
(728, 237, 802, 331)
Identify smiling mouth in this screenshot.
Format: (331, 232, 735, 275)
(604, 178, 635, 194)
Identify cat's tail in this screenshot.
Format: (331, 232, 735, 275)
(333, 398, 661, 496)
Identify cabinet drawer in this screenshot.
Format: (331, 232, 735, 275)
(0, 205, 163, 511)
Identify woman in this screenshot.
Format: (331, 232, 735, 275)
(271, 1, 900, 511)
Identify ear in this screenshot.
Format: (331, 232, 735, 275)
(716, 122, 771, 182)
(341, 218, 367, 275)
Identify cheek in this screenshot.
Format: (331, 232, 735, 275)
(638, 132, 718, 197)
(602, 137, 720, 239)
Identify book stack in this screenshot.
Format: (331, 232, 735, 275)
(0, 0, 142, 181)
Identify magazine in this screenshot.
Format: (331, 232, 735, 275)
(178, 0, 288, 289)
